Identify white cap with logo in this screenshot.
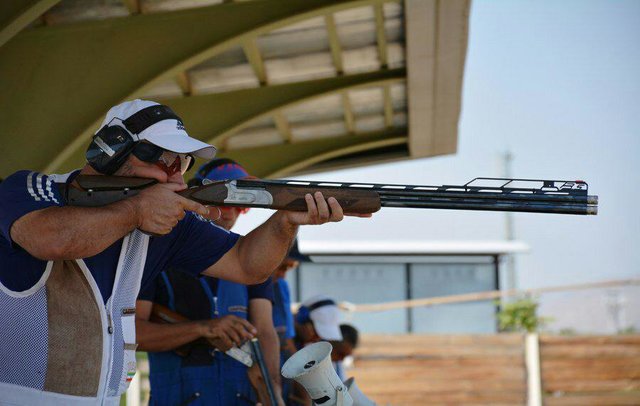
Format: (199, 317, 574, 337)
(302, 295, 343, 341)
(98, 99, 216, 159)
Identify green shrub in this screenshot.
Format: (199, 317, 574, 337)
(497, 297, 551, 333)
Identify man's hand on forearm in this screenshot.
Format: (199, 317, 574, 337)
(135, 318, 208, 352)
(136, 300, 256, 353)
(198, 315, 256, 351)
(136, 316, 255, 353)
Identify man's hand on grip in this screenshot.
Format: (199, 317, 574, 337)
(282, 192, 372, 226)
(129, 183, 209, 235)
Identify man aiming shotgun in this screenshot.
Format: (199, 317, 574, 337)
(0, 100, 365, 405)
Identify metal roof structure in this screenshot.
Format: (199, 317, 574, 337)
(0, 0, 470, 178)
(299, 240, 530, 261)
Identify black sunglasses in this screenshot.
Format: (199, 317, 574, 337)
(132, 142, 195, 174)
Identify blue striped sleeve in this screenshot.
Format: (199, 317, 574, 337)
(0, 170, 63, 245)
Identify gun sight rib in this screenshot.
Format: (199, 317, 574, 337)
(66, 175, 599, 216)
(237, 177, 598, 215)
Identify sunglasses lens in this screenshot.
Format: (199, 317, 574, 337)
(180, 154, 194, 174)
(157, 151, 194, 176)
(132, 142, 163, 162)
(134, 143, 194, 176)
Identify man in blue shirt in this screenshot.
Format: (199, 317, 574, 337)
(271, 242, 305, 404)
(136, 159, 285, 406)
(0, 99, 363, 405)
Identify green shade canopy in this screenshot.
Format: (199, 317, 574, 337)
(0, 0, 469, 178)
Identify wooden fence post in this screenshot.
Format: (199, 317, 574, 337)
(525, 333, 542, 406)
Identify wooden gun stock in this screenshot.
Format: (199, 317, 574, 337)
(181, 180, 381, 214)
(64, 175, 381, 214)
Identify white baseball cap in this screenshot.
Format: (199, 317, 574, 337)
(98, 99, 216, 159)
(303, 295, 343, 341)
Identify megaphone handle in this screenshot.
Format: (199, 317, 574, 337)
(336, 386, 345, 406)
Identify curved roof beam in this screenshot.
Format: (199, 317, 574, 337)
(219, 127, 407, 178)
(47, 68, 405, 172)
(52, 69, 405, 172)
(185, 68, 404, 147)
(0, 0, 60, 48)
(18, 0, 394, 173)
(269, 137, 407, 178)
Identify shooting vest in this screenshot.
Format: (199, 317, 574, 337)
(147, 270, 253, 406)
(0, 172, 150, 405)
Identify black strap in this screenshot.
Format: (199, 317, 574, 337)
(308, 299, 336, 312)
(122, 105, 181, 134)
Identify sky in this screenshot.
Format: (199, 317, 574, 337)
(233, 0, 640, 330)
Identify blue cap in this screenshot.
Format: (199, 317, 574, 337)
(193, 158, 248, 182)
(288, 239, 310, 262)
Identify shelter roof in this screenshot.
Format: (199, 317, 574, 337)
(0, 0, 470, 177)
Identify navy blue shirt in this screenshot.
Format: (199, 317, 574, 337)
(272, 278, 295, 339)
(0, 170, 240, 303)
(137, 271, 274, 303)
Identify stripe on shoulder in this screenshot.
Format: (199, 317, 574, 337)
(26, 172, 41, 202)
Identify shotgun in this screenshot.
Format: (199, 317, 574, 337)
(60, 175, 598, 215)
(249, 338, 278, 406)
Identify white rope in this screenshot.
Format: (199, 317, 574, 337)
(333, 278, 640, 313)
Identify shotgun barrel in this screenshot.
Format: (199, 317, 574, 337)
(230, 177, 598, 215)
(63, 175, 598, 215)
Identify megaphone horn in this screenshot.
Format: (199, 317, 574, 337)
(282, 342, 353, 406)
(344, 377, 377, 406)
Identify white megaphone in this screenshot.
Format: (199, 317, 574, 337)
(282, 342, 353, 406)
(344, 377, 377, 406)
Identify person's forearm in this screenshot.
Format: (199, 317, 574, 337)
(11, 200, 139, 260)
(135, 319, 204, 352)
(236, 212, 297, 283)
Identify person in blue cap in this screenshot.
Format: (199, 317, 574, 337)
(136, 158, 285, 406)
(272, 249, 360, 405)
(270, 243, 305, 404)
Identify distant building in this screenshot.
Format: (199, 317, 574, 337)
(287, 240, 528, 334)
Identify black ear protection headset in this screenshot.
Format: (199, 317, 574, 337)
(86, 105, 183, 175)
(187, 158, 240, 188)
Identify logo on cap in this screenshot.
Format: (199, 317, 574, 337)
(176, 120, 185, 131)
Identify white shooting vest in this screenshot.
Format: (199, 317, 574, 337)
(0, 173, 150, 405)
